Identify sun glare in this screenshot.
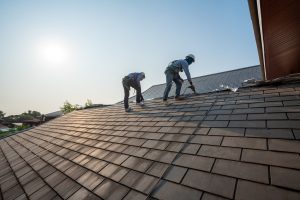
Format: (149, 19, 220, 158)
(36, 39, 70, 67)
(43, 43, 67, 63)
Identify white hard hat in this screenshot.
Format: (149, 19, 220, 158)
(186, 54, 195, 62)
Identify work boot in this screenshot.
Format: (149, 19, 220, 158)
(125, 107, 133, 112)
(163, 100, 171, 106)
(175, 96, 185, 101)
(137, 102, 145, 107)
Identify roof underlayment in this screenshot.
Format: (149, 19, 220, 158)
(1, 77, 300, 200)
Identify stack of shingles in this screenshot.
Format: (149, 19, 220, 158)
(0, 82, 300, 200)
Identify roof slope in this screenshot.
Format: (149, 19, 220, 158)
(138, 65, 262, 100)
(1, 81, 300, 200)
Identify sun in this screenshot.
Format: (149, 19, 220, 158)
(42, 43, 67, 64)
(36, 39, 70, 66)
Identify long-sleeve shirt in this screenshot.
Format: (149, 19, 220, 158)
(166, 59, 192, 82)
(127, 72, 145, 90)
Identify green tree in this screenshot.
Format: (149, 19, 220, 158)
(2, 115, 18, 123)
(19, 113, 34, 121)
(60, 101, 79, 114)
(0, 111, 5, 120)
(28, 110, 41, 118)
(1, 110, 42, 124)
(85, 99, 93, 108)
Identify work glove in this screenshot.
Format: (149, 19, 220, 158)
(188, 85, 196, 93)
(188, 81, 196, 93)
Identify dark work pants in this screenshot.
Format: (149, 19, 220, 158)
(163, 70, 182, 100)
(122, 77, 142, 109)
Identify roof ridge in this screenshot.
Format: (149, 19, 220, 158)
(142, 65, 260, 94)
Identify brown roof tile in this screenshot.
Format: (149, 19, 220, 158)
(212, 159, 269, 183)
(122, 190, 147, 200)
(173, 154, 214, 171)
(198, 145, 241, 160)
(93, 179, 129, 200)
(182, 169, 236, 199)
(222, 136, 267, 150)
(236, 180, 300, 200)
(152, 180, 202, 200)
(1, 81, 300, 199)
(164, 165, 187, 183)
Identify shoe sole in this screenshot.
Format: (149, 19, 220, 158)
(163, 102, 172, 106)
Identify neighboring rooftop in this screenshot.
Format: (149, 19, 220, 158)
(45, 111, 64, 118)
(0, 124, 9, 130)
(1, 77, 300, 200)
(135, 65, 262, 101)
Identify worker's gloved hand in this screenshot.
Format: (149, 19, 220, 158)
(188, 81, 196, 93)
(189, 85, 196, 92)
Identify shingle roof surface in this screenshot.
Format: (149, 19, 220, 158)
(1, 80, 300, 200)
(137, 65, 262, 100)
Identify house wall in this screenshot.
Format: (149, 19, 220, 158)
(260, 0, 300, 80)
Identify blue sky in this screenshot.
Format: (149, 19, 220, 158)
(0, 0, 259, 115)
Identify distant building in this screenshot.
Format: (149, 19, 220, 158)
(22, 118, 41, 127)
(0, 124, 9, 132)
(43, 111, 63, 122)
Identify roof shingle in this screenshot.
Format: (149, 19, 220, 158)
(1, 79, 300, 199)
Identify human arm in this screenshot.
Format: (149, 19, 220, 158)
(181, 60, 196, 92)
(181, 60, 192, 82)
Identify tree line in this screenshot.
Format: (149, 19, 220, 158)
(0, 110, 42, 124)
(0, 99, 98, 124)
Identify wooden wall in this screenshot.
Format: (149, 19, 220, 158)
(260, 0, 300, 80)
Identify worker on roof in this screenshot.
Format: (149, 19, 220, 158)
(122, 72, 145, 112)
(162, 54, 196, 104)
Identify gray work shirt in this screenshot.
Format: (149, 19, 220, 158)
(127, 72, 145, 89)
(166, 59, 192, 82)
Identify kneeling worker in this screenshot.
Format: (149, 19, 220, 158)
(122, 72, 145, 112)
(163, 54, 196, 104)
